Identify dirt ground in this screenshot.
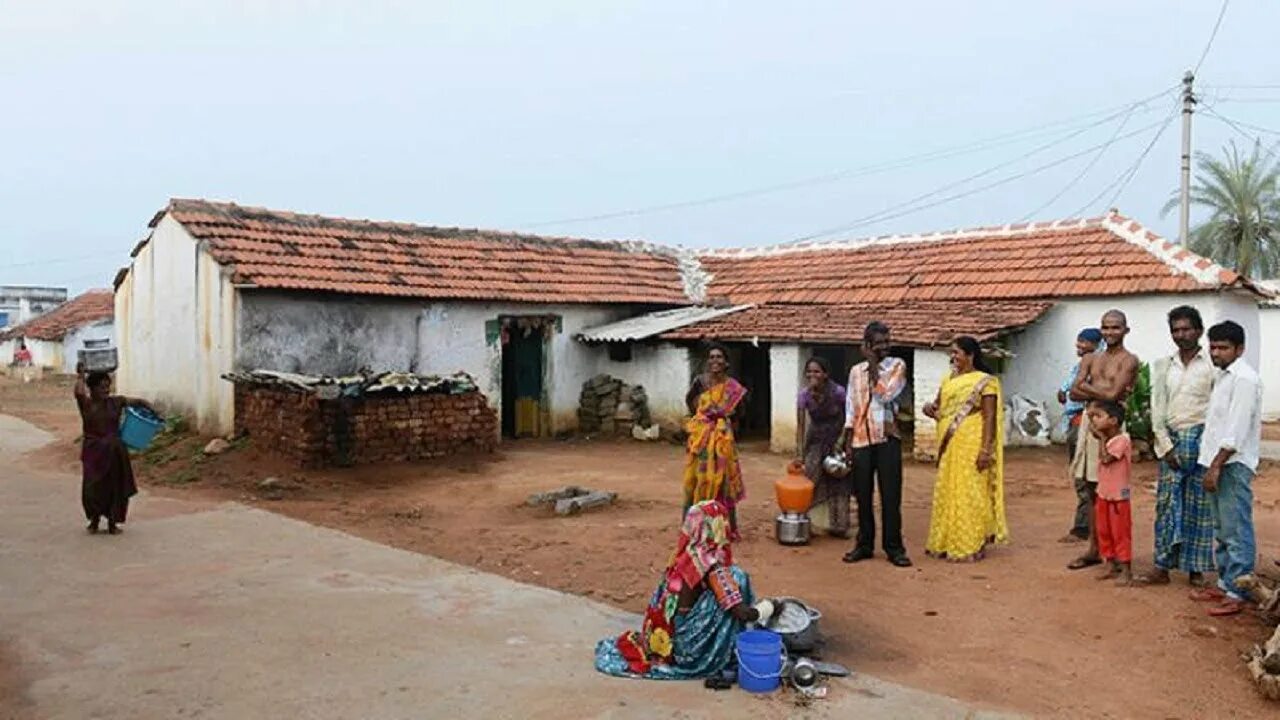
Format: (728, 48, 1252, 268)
(6, 375, 1280, 719)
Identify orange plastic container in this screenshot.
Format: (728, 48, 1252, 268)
(775, 461, 815, 513)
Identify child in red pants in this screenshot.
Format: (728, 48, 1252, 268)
(1088, 400, 1132, 585)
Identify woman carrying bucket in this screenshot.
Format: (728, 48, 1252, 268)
(594, 500, 780, 683)
(74, 363, 160, 535)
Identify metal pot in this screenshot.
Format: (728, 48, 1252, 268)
(821, 451, 851, 478)
(775, 512, 811, 546)
(768, 597, 823, 654)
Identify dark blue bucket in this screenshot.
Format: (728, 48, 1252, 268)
(735, 629, 784, 693)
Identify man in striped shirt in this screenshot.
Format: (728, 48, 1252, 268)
(841, 321, 912, 567)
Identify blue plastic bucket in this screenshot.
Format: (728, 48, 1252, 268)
(735, 629, 784, 693)
(120, 406, 163, 451)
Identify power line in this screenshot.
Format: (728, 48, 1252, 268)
(1194, 0, 1230, 75)
(0, 253, 102, 270)
(518, 86, 1178, 229)
(1202, 107, 1280, 161)
(1066, 102, 1181, 218)
(1017, 101, 1141, 222)
(787, 114, 1174, 243)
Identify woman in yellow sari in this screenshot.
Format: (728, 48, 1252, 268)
(683, 344, 748, 539)
(923, 336, 1009, 562)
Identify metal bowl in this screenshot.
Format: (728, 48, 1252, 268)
(821, 452, 851, 478)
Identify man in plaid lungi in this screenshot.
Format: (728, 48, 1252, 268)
(1141, 306, 1215, 586)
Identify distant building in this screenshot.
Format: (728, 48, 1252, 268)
(0, 286, 67, 330)
(0, 290, 114, 372)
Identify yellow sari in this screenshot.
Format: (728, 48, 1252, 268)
(682, 378, 747, 516)
(925, 371, 1009, 561)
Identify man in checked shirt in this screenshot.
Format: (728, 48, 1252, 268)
(841, 321, 912, 567)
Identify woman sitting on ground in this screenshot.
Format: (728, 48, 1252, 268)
(922, 336, 1009, 562)
(74, 364, 160, 535)
(683, 343, 748, 539)
(594, 500, 775, 679)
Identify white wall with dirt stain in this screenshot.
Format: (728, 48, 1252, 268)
(1260, 304, 1280, 420)
(768, 343, 802, 454)
(115, 215, 237, 435)
(1001, 291, 1261, 430)
(595, 341, 693, 430)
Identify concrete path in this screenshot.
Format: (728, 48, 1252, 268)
(0, 415, 1013, 719)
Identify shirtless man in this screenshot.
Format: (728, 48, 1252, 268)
(1066, 310, 1139, 570)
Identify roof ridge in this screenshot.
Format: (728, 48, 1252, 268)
(165, 198, 687, 257)
(698, 214, 1110, 258)
(1098, 211, 1240, 287)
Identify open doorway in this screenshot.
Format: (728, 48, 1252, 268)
(500, 317, 550, 439)
(733, 342, 771, 440)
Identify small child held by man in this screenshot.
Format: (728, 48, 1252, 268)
(1088, 400, 1133, 586)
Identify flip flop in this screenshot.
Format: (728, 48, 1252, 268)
(1207, 600, 1245, 617)
(1067, 556, 1102, 570)
(1189, 587, 1226, 602)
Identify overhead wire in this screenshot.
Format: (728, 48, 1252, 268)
(518, 85, 1178, 229)
(1193, 0, 1230, 75)
(785, 112, 1175, 243)
(1016, 100, 1143, 222)
(1067, 100, 1182, 218)
(1201, 107, 1280, 161)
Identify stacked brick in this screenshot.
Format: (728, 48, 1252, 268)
(233, 385, 497, 468)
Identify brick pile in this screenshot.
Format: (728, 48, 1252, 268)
(234, 385, 497, 468)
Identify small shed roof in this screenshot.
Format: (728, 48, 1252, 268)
(577, 305, 753, 342)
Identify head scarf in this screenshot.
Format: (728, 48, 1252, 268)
(668, 500, 734, 591)
(1077, 327, 1103, 344)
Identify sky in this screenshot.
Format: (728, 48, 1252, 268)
(2, 1, 1279, 293)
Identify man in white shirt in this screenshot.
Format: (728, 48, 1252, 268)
(1192, 320, 1262, 617)
(1141, 306, 1216, 586)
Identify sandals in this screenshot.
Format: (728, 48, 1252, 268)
(1067, 556, 1102, 570)
(1188, 587, 1226, 602)
(1207, 599, 1246, 617)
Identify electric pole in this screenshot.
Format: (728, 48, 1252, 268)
(1179, 71, 1195, 245)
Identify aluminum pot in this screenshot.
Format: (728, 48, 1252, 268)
(775, 512, 811, 546)
(821, 451, 851, 478)
(767, 597, 823, 654)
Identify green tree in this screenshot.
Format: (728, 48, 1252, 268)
(1162, 141, 1280, 278)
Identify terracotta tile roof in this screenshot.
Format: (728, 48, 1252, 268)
(1, 290, 114, 342)
(701, 213, 1255, 305)
(661, 301, 1055, 347)
(157, 199, 689, 305)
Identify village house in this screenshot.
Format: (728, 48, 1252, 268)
(114, 200, 1268, 455)
(0, 289, 114, 372)
(113, 199, 696, 436)
(1258, 279, 1280, 421)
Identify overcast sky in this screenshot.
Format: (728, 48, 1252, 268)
(3, 1, 1279, 293)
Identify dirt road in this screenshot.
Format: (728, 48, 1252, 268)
(6, 376, 1280, 717)
(0, 381, 1008, 719)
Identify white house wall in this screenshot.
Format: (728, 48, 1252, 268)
(1, 337, 61, 370)
(60, 321, 114, 374)
(1002, 292, 1261, 430)
(596, 342, 692, 429)
(1260, 306, 1280, 420)
(115, 215, 237, 435)
(768, 344, 803, 454)
(912, 348, 951, 460)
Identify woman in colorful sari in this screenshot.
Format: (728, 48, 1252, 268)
(594, 500, 775, 679)
(683, 343, 748, 539)
(922, 336, 1009, 562)
(795, 356, 850, 537)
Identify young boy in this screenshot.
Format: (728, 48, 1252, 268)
(1088, 400, 1133, 585)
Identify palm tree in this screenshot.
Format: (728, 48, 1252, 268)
(1162, 141, 1280, 278)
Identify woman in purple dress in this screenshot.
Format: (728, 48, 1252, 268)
(794, 357, 850, 537)
(74, 365, 159, 535)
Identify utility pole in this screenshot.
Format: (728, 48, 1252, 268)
(1179, 71, 1195, 245)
